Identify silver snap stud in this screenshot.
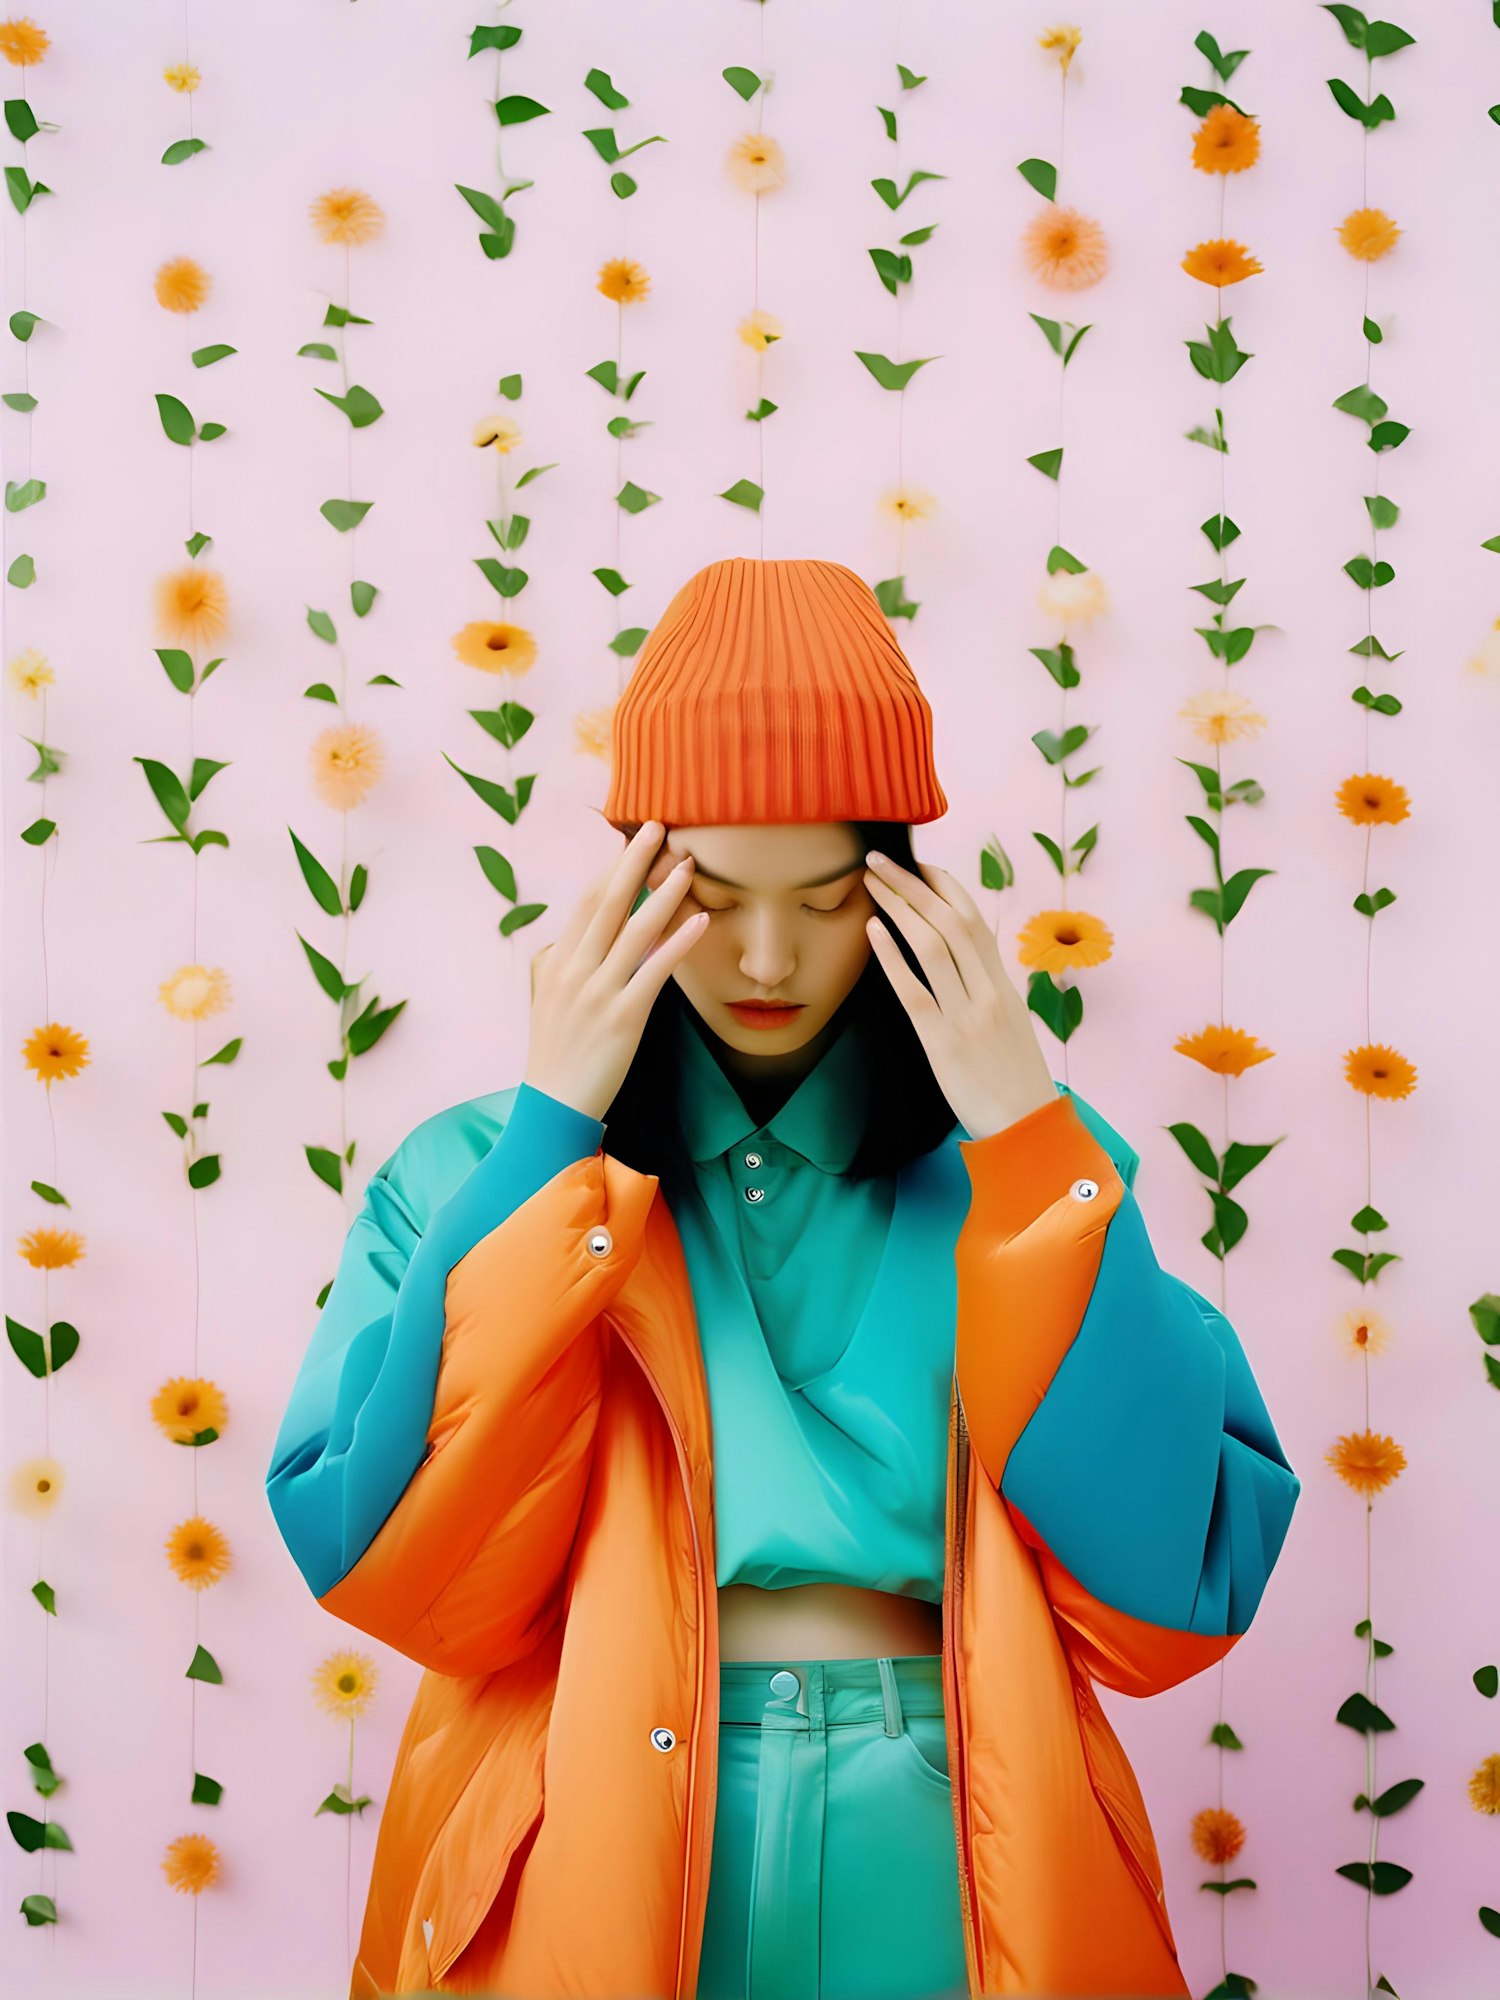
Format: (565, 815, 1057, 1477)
(768, 1670, 800, 1698)
(1069, 1178, 1099, 1202)
(586, 1225, 613, 1256)
(649, 1726, 676, 1752)
(744, 1186, 765, 1203)
(744, 1151, 762, 1169)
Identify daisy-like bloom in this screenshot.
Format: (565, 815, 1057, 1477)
(1179, 688, 1268, 746)
(310, 721, 385, 811)
(162, 61, 201, 93)
(8, 646, 52, 697)
(10, 1455, 63, 1516)
(1335, 772, 1410, 826)
(727, 131, 787, 195)
(158, 964, 232, 1022)
(473, 415, 522, 453)
(1182, 238, 1263, 287)
(573, 703, 616, 759)
(162, 1832, 220, 1894)
(17, 1226, 84, 1269)
(1036, 565, 1109, 628)
(1022, 204, 1109, 290)
(1345, 1042, 1417, 1100)
(597, 256, 650, 305)
(451, 620, 538, 676)
(0, 16, 49, 64)
(312, 1648, 380, 1720)
(738, 308, 783, 351)
(1338, 206, 1400, 263)
(1189, 1805, 1246, 1866)
(310, 186, 385, 247)
(1326, 1428, 1406, 1497)
(153, 256, 210, 315)
(151, 1376, 229, 1445)
(1191, 105, 1261, 175)
(880, 487, 936, 524)
(1464, 617, 1500, 680)
(153, 565, 229, 648)
(1016, 907, 1114, 974)
(1038, 26, 1082, 73)
(22, 1022, 90, 1083)
(165, 1515, 232, 1589)
(1174, 1023, 1274, 1077)
(1469, 1755, 1500, 1815)
(1335, 1305, 1391, 1360)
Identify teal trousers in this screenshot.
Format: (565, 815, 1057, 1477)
(698, 1655, 968, 2000)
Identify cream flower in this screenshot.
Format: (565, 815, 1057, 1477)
(1036, 566, 1109, 628)
(158, 965, 233, 1022)
(8, 646, 52, 697)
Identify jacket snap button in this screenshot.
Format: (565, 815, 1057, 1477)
(744, 1186, 765, 1203)
(1069, 1178, 1099, 1202)
(586, 1225, 613, 1257)
(649, 1726, 676, 1752)
(744, 1151, 762, 1169)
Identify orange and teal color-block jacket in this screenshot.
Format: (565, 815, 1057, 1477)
(265, 1078, 1300, 1996)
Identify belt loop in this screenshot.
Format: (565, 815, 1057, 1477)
(877, 1656, 903, 1737)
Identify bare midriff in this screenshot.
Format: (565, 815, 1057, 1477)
(717, 1581, 943, 1661)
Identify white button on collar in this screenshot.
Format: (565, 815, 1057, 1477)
(1069, 1178, 1100, 1202)
(744, 1186, 765, 1203)
(744, 1151, 762, 1169)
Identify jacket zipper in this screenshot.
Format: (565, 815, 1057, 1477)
(944, 1374, 982, 1993)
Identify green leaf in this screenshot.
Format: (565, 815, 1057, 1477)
(1363, 315, 1383, 345)
(305, 1144, 343, 1194)
(191, 1773, 223, 1805)
(854, 349, 939, 392)
(495, 93, 551, 125)
(156, 392, 197, 444)
(351, 579, 377, 617)
(314, 383, 384, 429)
(5, 98, 39, 142)
(186, 1644, 223, 1685)
(1027, 448, 1063, 480)
(877, 106, 897, 142)
(1368, 1778, 1424, 1817)
(296, 931, 348, 1002)
(475, 845, 518, 902)
(1481, 1907, 1500, 1938)
(873, 574, 918, 621)
(6, 476, 47, 511)
(723, 65, 762, 101)
(1324, 5, 1370, 50)
(21, 817, 56, 845)
(1200, 1877, 1258, 1896)
(1475, 1664, 1499, 1698)
(1336, 1691, 1396, 1734)
(1364, 493, 1399, 530)
(347, 997, 405, 1057)
(162, 136, 209, 165)
(321, 498, 373, 533)
(135, 756, 192, 832)
(1364, 22, 1415, 57)
(1333, 382, 1388, 425)
(1208, 1720, 1244, 1750)
(746, 397, 779, 422)
(616, 480, 660, 513)
(32, 1580, 55, 1614)
(8, 551, 36, 585)
(870, 170, 946, 211)
(515, 459, 558, 486)
(584, 67, 629, 108)
(289, 830, 343, 916)
(594, 567, 629, 595)
(1368, 420, 1409, 453)
(610, 170, 638, 199)
(1469, 1296, 1500, 1345)
(6, 1811, 72, 1854)
(1017, 158, 1056, 200)
(188, 1154, 221, 1190)
(191, 344, 237, 368)
(500, 902, 546, 937)
(10, 308, 42, 340)
(897, 63, 927, 88)
(155, 647, 195, 693)
(1335, 1860, 1412, 1895)
(306, 606, 337, 645)
(297, 341, 339, 361)
(868, 247, 913, 296)
(719, 478, 763, 512)
(469, 22, 522, 53)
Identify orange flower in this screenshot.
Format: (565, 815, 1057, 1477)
(1191, 106, 1261, 175)
(1174, 1024, 1274, 1077)
(1022, 205, 1109, 290)
(22, 1022, 90, 1083)
(451, 621, 538, 676)
(1182, 238, 1263, 287)
(310, 722, 385, 811)
(17, 1227, 85, 1269)
(1326, 1429, 1406, 1497)
(312, 1648, 380, 1720)
(154, 565, 229, 649)
(153, 256, 210, 315)
(597, 257, 651, 305)
(1335, 773, 1410, 826)
(162, 1832, 220, 1894)
(0, 16, 49, 65)
(310, 186, 385, 247)
(1469, 1755, 1500, 1815)
(151, 1377, 229, 1445)
(573, 704, 615, 759)
(1344, 1042, 1417, 1100)
(1016, 908, 1113, 974)
(1190, 1805, 1246, 1865)
(164, 1515, 233, 1589)
(1338, 207, 1400, 262)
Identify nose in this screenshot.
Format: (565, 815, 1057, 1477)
(737, 908, 798, 989)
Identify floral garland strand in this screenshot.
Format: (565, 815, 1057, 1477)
(2, 9, 77, 1941)
(1010, 25, 1112, 1052)
(457, 5, 548, 262)
(1318, 13, 1422, 1992)
(855, 10, 942, 628)
(720, 0, 783, 539)
(1167, 35, 1281, 2000)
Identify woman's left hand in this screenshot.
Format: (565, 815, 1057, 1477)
(862, 852, 1058, 1142)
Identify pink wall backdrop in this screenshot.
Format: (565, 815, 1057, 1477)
(4, 2, 1498, 1996)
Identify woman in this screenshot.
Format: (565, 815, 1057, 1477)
(266, 557, 1301, 1999)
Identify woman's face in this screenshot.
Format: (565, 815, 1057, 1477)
(644, 822, 877, 1055)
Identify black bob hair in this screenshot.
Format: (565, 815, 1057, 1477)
(596, 818, 960, 1188)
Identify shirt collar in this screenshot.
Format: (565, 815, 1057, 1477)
(676, 1008, 868, 1173)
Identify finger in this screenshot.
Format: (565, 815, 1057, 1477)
(869, 858, 991, 999)
(864, 869, 969, 1012)
(576, 821, 669, 969)
(624, 907, 710, 1007)
(865, 914, 937, 1022)
(600, 853, 698, 982)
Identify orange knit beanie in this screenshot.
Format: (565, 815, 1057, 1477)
(601, 556, 948, 829)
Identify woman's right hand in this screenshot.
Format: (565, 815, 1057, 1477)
(524, 821, 708, 1123)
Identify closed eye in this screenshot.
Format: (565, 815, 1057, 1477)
(686, 893, 852, 918)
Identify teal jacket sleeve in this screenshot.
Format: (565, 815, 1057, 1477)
(265, 1082, 604, 1601)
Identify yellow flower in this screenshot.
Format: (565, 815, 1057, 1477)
(22, 1022, 90, 1084)
(153, 256, 211, 315)
(162, 1832, 220, 1894)
(312, 1648, 380, 1720)
(10, 1455, 63, 1516)
(1335, 772, 1410, 826)
(1038, 26, 1082, 74)
(1335, 1306, 1391, 1360)
(8, 646, 52, 697)
(1036, 565, 1109, 629)
(1182, 239, 1263, 287)
(1344, 1042, 1417, 1100)
(151, 1376, 229, 1445)
(1022, 205, 1109, 290)
(1016, 908, 1113, 974)
(310, 722, 385, 811)
(310, 186, 385, 247)
(727, 131, 787, 194)
(1179, 689, 1268, 745)
(880, 487, 936, 524)
(451, 621, 538, 676)
(1338, 207, 1400, 262)
(1189, 1805, 1246, 1865)
(158, 964, 232, 1022)
(738, 308, 783, 351)
(473, 415, 523, 452)
(1191, 106, 1261, 175)
(573, 703, 616, 759)
(1468, 1755, 1500, 1815)
(153, 565, 229, 649)
(164, 1515, 232, 1590)
(0, 16, 49, 65)
(1174, 1023, 1274, 1077)
(1326, 1429, 1406, 1497)
(17, 1227, 84, 1269)
(163, 61, 201, 93)
(597, 256, 651, 305)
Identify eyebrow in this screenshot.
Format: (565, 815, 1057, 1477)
(682, 859, 862, 892)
